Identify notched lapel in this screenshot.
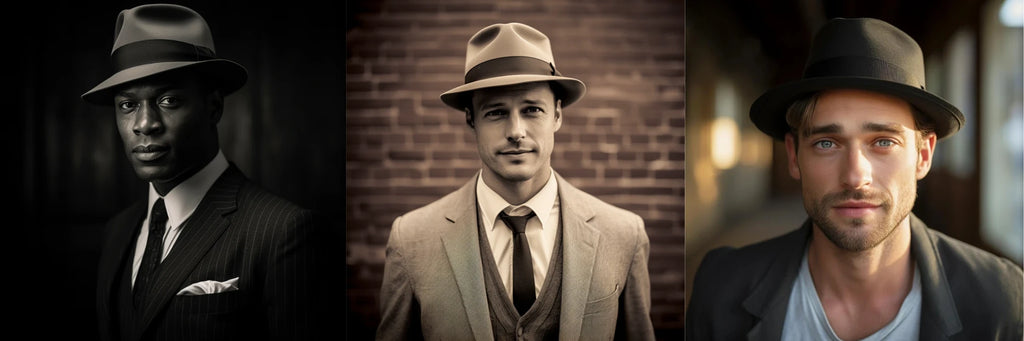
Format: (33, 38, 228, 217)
(134, 167, 245, 337)
(741, 221, 809, 341)
(553, 174, 601, 340)
(439, 178, 493, 341)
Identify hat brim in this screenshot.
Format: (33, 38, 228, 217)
(750, 77, 965, 140)
(440, 74, 586, 111)
(81, 59, 248, 105)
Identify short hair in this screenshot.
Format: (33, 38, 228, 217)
(784, 91, 935, 150)
(464, 81, 563, 128)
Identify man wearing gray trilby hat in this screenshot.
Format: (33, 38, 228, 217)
(686, 18, 1023, 340)
(377, 23, 655, 340)
(84, 4, 323, 341)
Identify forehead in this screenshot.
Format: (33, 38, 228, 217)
(471, 82, 554, 107)
(810, 89, 916, 128)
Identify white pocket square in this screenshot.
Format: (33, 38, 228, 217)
(176, 277, 240, 296)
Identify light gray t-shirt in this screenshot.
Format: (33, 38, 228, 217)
(781, 249, 921, 341)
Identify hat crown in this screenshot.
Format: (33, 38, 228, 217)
(804, 18, 925, 87)
(464, 23, 555, 73)
(111, 4, 216, 54)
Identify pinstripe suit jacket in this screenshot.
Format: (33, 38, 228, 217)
(96, 165, 320, 341)
(377, 172, 656, 340)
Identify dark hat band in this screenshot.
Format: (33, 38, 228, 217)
(465, 56, 560, 83)
(111, 39, 216, 72)
(804, 56, 924, 89)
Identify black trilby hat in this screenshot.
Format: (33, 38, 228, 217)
(750, 17, 965, 140)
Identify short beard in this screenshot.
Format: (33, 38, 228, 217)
(807, 186, 916, 252)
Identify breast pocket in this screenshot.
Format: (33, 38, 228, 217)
(583, 283, 620, 316)
(171, 289, 244, 315)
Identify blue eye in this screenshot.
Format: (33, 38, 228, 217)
(813, 140, 835, 149)
(875, 139, 895, 147)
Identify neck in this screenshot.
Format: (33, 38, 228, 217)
(481, 167, 551, 205)
(152, 149, 219, 196)
(807, 216, 914, 303)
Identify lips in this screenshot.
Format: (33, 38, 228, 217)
(498, 149, 533, 155)
(833, 201, 881, 218)
(132, 144, 169, 162)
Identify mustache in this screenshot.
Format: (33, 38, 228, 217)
(822, 189, 890, 208)
(131, 144, 169, 153)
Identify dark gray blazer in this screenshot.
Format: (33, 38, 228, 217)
(96, 165, 325, 341)
(686, 214, 1023, 340)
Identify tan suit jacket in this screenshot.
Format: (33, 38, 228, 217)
(377, 172, 655, 340)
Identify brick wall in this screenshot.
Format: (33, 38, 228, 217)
(346, 0, 685, 337)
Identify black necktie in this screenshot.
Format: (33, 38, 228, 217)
(498, 210, 537, 315)
(134, 198, 167, 308)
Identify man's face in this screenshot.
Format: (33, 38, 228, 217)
(113, 73, 222, 188)
(469, 82, 562, 183)
(785, 89, 936, 251)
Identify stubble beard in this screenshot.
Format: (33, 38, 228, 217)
(806, 183, 916, 252)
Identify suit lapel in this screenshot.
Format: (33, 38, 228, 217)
(553, 173, 600, 340)
(910, 214, 961, 340)
(742, 221, 809, 341)
(134, 166, 245, 338)
(439, 176, 493, 341)
(97, 201, 146, 339)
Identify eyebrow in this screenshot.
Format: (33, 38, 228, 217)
(862, 122, 904, 134)
(477, 98, 548, 111)
(805, 122, 906, 137)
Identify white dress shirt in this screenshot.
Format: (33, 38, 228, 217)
(131, 150, 229, 287)
(476, 169, 560, 299)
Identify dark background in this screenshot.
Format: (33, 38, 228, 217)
(12, 1, 343, 338)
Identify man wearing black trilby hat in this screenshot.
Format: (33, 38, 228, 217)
(686, 18, 1022, 340)
(83, 4, 323, 341)
(377, 23, 655, 340)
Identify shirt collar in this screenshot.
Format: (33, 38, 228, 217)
(147, 150, 229, 228)
(476, 168, 558, 232)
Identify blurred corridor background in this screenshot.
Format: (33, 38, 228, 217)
(685, 0, 1024, 317)
(345, 0, 685, 338)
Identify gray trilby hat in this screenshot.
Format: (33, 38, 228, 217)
(440, 23, 586, 111)
(750, 17, 965, 140)
(81, 4, 248, 105)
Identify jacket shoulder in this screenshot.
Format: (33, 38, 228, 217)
(924, 227, 1023, 323)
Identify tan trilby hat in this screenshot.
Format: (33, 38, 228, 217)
(81, 4, 248, 105)
(440, 23, 586, 111)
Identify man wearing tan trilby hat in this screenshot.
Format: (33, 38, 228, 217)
(686, 17, 1022, 340)
(84, 4, 325, 341)
(377, 23, 655, 340)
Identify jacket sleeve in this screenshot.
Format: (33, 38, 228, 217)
(376, 215, 421, 340)
(616, 214, 656, 341)
(685, 248, 726, 341)
(263, 208, 321, 340)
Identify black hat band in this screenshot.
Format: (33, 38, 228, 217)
(111, 39, 216, 72)
(804, 56, 924, 89)
(464, 56, 560, 84)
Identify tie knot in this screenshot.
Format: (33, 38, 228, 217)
(498, 210, 536, 234)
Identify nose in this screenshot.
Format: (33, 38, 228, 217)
(132, 102, 164, 136)
(841, 145, 872, 190)
(505, 112, 526, 143)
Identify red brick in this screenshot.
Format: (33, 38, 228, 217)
(388, 150, 426, 161)
(654, 169, 683, 179)
(559, 168, 597, 178)
(668, 151, 684, 161)
(617, 152, 637, 161)
(590, 151, 611, 160)
(643, 152, 661, 161)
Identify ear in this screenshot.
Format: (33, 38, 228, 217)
(208, 90, 224, 124)
(553, 99, 562, 132)
(915, 132, 937, 179)
(785, 132, 801, 180)
(464, 108, 475, 132)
